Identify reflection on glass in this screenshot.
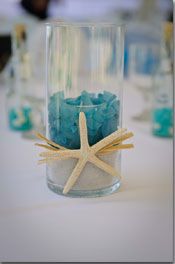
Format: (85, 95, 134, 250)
(128, 42, 160, 121)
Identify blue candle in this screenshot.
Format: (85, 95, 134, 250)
(48, 90, 120, 149)
(152, 107, 173, 137)
(8, 106, 33, 131)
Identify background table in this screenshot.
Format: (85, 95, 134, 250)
(0, 80, 173, 262)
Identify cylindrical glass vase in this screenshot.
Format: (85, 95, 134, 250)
(46, 22, 124, 197)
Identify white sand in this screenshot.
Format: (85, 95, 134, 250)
(47, 152, 121, 191)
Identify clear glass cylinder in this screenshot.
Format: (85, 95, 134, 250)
(46, 22, 125, 197)
(6, 24, 45, 136)
(6, 24, 33, 132)
(152, 22, 173, 138)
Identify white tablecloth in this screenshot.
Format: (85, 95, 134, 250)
(0, 80, 173, 262)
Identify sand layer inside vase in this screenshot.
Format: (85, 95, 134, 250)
(47, 152, 121, 191)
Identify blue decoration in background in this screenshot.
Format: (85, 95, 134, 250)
(8, 106, 33, 131)
(152, 107, 173, 137)
(48, 90, 120, 149)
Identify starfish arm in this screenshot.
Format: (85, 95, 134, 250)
(39, 149, 80, 159)
(91, 128, 127, 153)
(89, 155, 121, 178)
(79, 112, 89, 150)
(63, 158, 87, 194)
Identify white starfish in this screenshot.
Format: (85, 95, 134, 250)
(39, 112, 127, 194)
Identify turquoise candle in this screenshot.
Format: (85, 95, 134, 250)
(48, 90, 120, 149)
(152, 107, 173, 137)
(8, 106, 33, 131)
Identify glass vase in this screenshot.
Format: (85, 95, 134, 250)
(152, 22, 173, 138)
(6, 24, 33, 132)
(45, 21, 125, 197)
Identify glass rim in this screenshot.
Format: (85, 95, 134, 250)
(45, 20, 125, 29)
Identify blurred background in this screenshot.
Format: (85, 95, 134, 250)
(0, 0, 173, 140)
(0, 2, 173, 261)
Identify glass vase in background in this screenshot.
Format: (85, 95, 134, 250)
(152, 22, 173, 138)
(46, 22, 125, 197)
(6, 23, 45, 138)
(128, 42, 160, 122)
(6, 24, 33, 132)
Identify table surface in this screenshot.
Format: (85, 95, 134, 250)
(0, 80, 173, 262)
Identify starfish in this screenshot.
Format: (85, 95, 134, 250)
(36, 112, 134, 194)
